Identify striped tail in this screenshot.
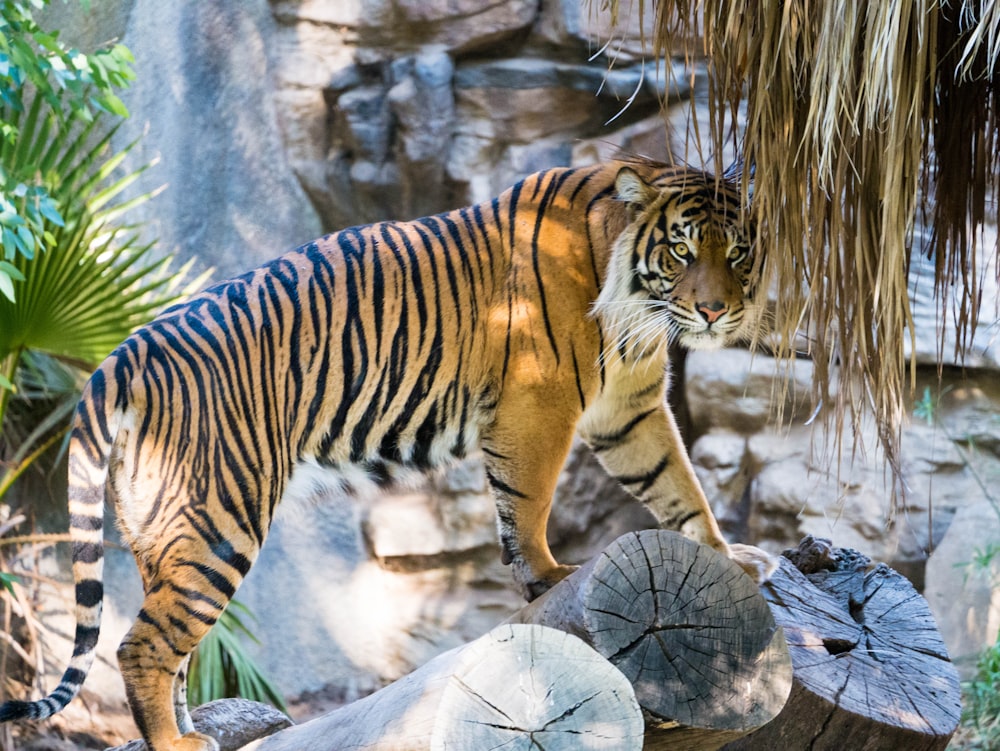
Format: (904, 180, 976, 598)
(0, 368, 116, 723)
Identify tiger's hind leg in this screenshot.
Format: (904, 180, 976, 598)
(173, 654, 194, 735)
(118, 534, 257, 751)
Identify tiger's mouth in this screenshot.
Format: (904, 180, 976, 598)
(670, 304, 748, 350)
(678, 326, 731, 350)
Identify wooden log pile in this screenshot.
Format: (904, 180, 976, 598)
(111, 533, 962, 751)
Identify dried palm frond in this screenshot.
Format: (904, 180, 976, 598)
(594, 0, 1000, 502)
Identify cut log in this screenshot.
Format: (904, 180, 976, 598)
(240, 623, 643, 751)
(721, 536, 962, 751)
(507, 529, 793, 751)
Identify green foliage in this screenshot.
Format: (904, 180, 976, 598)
(957, 637, 1000, 750)
(0, 570, 17, 596)
(913, 386, 937, 426)
(187, 600, 288, 713)
(0, 94, 191, 364)
(0, 350, 82, 498)
(1, 0, 135, 302)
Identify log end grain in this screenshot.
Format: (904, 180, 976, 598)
(578, 530, 792, 732)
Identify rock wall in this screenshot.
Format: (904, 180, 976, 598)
(24, 0, 1000, 734)
(268, 0, 682, 232)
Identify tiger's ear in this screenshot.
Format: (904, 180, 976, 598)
(615, 167, 658, 214)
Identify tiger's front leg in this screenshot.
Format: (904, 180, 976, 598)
(481, 389, 582, 601)
(579, 358, 777, 583)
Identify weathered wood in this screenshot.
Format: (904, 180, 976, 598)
(240, 623, 643, 751)
(721, 536, 962, 751)
(109, 698, 293, 751)
(507, 529, 793, 750)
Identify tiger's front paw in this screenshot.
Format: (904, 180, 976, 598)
(517, 563, 579, 602)
(727, 543, 779, 584)
(162, 731, 220, 751)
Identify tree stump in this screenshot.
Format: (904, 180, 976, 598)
(721, 536, 962, 751)
(507, 529, 793, 750)
(240, 623, 643, 751)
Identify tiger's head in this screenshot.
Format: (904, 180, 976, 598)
(595, 165, 762, 357)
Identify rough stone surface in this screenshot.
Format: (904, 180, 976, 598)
(356, 0, 539, 57)
(686, 349, 817, 434)
(690, 365, 1000, 595)
(119, 0, 323, 281)
(535, 0, 659, 60)
(925, 499, 1000, 679)
(908, 225, 1000, 369)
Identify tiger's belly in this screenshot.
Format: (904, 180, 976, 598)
(284, 410, 487, 506)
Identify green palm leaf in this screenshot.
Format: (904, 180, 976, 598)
(0, 92, 202, 365)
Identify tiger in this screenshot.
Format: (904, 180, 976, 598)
(0, 159, 776, 751)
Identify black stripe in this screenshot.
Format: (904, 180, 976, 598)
(59, 668, 87, 686)
(179, 600, 219, 627)
(180, 561, 236, 600)
(0, 699, 35, 721)
(486, 471, 528, 499)
(439, 213, 479, 322)
(75, 579, 103, 608)
(616, 455, 669, 495)
(302, 243, 337, 451)
(570, 165, 601, 204)
(668, 509, 702, 528)
(468, 203, 493, 290)
(137, 607, 162, 630)
(416, 217, 464, 328)
(72, 541, 102, 564)
(72, 625, 100, 656)
(209, 538, 253, 577)
(588, 408, 657, 450)
(168, 614, 193, 635)
(383, 223, 429, 349)
(571, 346, 586, 410)
(69, 513, 103, 531)
(411, 401, 440, 469)
(529, 171, 567, 364)
(350, 368, 388, 462)
(166, 581, 225, 612)
(362, 460, 394, 488)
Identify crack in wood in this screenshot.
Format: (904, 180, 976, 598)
(808, 670, 851, 750)
(540, 692, 600, 730)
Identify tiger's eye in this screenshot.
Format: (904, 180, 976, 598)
(670, 243, 692, 262)
(728, 246, 748, 264)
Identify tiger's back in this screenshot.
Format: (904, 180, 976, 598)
(1, 161, 775, 751)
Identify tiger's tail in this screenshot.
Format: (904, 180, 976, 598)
(0, 366, 118, 722)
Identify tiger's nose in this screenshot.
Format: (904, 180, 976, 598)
(696, 300, 728, 324)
